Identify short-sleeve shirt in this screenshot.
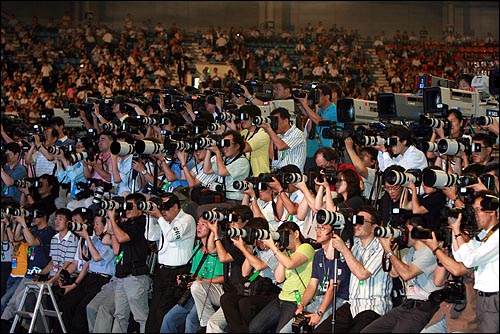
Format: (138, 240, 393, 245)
(242, 127, 271, 176)
(404, 247, 440, 300)
(211, 154, 250, 201)
(271, 125, 306, 172)
(49, 231, 79, 277)
(312, 248, 349, 300)
(115, 215, 149, 278)
(2, 162, 27, 203)
(11, 241, 29, 277)
(279, 243, 315, 302)
(190, 246, 224, 279)
(305, 103, 342, 158)
(26, 226, 56, 277)
(87, 235, 116, 276)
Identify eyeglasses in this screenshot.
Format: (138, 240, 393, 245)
(385, 185, 401, 193)
(316, 225, 329, 231)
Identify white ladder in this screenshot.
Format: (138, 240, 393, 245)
(10, 281, 67, 333)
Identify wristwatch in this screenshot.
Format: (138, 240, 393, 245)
(316, 310, 324, 317)
(141, 169, 147, 176)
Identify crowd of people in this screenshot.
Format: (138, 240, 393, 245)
(1, 11, 499, 334)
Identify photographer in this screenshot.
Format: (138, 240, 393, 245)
(220, 217, 281, 333)
(25, 126, 59, 177)
(19, 174, 59, 222)
(449, 190, 499, 333)
(419, 230, 478, 333)
(57, 213, 115, 333)
(202, 129, 251, 203)
(263, 107, 306, 172)
(241, 180, 280, 232)
(110, 132, 142, 196)
(143, 193, 196, 333)
(1, 142, 27, 204)
(316, 206, 391, 333)
(107, 192, 151, 333)
(361, 216, 442, 333)
(316, 168, 365, 213)
(345, 137, 379, 201)
(429, 109, 466, 174)
(296, 83, 343, 172)
(470, 132, 496, 166)
(377, 165, 407, 226)
(49, 116, 75, 149)
(160, 216, 224, 333)
(239, 104, 271, 176)
(400, 166, 447, 231)
(54, 138, 92, 209)
(281, 217, 350, 333)
(374, 124, 428, 172)
(204, 205, 253, 333)
(0, 204, 56, 325)
(248, 221, 315, 333)
(177, 140, 218, 188)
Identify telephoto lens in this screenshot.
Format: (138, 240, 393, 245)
(374, 226, 403, 239)
(233, 180, 252, 191)
(68, 222, 88, 232)
(136, 201, 157, 211)
(202, 210, 227, 222)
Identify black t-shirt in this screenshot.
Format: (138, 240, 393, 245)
(115, 215, 149, 278)
(419, 190, 447, 231)
(221, 237, 245, 292)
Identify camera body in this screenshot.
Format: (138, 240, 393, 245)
(292, 312, 313, 333)
(429, 277, 466, 304)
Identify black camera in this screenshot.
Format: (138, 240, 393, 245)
(59, 269, 74, 286)
(177, 273, 195, 307)
(429, 277, 466, 305)
(291, 312, 313, 333)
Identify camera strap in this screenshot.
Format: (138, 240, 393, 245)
(476, 223, 499, 243)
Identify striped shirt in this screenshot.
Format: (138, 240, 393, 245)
(191, 161, 218, 187)
(32, 151, 56, 176)
(49, 231, 78, 277)
(271, 124, 306, 172)
(349, 237, 392, 318)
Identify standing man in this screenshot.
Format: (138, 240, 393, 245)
(296, 83, 343, 172)
(361, 216, 441, 333)
(448, 190, 499, 333)
(144, 193, 196, 333)
(107, 192, 151, 333)
(1, 142, 27, 204)
(316, 206, 392, 333)
(260, 107, 306, 172)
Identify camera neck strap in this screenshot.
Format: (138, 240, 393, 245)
(191, 243, 209, 278)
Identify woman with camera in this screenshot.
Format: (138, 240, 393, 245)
(248, 221, 315, 333)
(316, 168, 365, 214)
(400, 166, 447, 231)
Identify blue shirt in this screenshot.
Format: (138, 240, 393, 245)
(312, 248, 350, 300)
(2, 162, 27, 203)
(88, 235, 116, 276)
(26, 226, 56, 278)
(55, 161, 86, 198)
(305, 103, 343, 157)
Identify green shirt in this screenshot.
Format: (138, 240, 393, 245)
(279, 243, 315, 302)
(190, 246, 224, 279)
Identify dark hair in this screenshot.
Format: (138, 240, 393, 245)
(5, 142, 21, 155)
(55, 208, 72, 221)
(446, 108, 464, 122)
(274, 78, 292, 91)
(125, 192, 147, 204)
(239, 104, 261, 117)
(246, 217, 269, 230)
(271, 107, 291, 120)
(277, 221, 307, 244)
(116, 131, 135, 145)
(382, 164, 405, 184)
(458, 73, 473, 86)
(30, 202, 48, 218)
(39, 174, 59, 197)
(317, 84, 332, 101)
(98, 130, 116, 142)
(231, 204, 253, 223)
(359, 146, 378, 163)
(388, 125, 413, 147)
(462, 163, 486, 177)
(356, 205, 382, 226)
(328, 82, 343, 99)
(46, 127, 59, 139)
(485, 162, 499, 178)
(339, 168, 362, 198)
(49, 116, 65, 127)
(473, 132, 494, 148)
(314, 147, 339, 165)
(474, 190, 499, 210)
(72, 207, 92, 223)
(223, 130, 245, 154)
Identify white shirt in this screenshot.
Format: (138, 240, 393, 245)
(377, 145, 428, 172)
(453, 225, 499, 293)
(145, 210, 196, 266)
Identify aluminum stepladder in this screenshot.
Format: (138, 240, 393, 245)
(10, 281, 67, 333)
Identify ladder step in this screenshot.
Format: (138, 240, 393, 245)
(14, 310, 34, 318)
